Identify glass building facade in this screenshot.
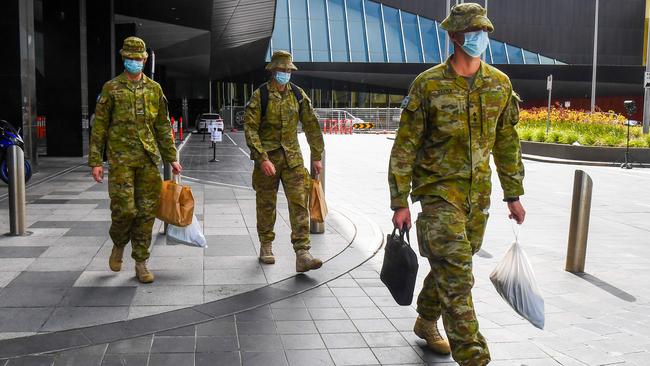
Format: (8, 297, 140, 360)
(268, 0, 565, 65)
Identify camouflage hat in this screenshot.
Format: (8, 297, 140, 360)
(120, 36, 148, 59)
(440, 3, 494, 33)
(265, 50, 298, 71)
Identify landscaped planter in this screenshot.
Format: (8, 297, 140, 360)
(520, 141, 650, 163)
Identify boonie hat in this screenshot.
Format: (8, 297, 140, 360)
(266, 50, 298, 71)
(120, 36, 148, 59)
(440, 3, 494, 33)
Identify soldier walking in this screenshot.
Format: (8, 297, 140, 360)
(244, 51, 324, 273)
(89, 37, 182, 283)
(389, 4, 526, 365)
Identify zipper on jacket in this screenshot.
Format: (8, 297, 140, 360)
(467, 89, 473, 208)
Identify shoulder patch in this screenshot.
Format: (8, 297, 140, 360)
(400, 96, 411, 109)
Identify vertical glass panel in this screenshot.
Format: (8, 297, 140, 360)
(290, 0, 310, 61)
(328, 0, 349, 61)
(539, 55, 555, 64)
(401, 12, 423, 63)
(437, 24, 452, 60)
(309, 0, 330, 61)
(419, 18, 440, 64)
(364, 0, 386, 62)
(505, 44, 523, 64)
(271, 0, 291, 52)
(346, 0, 368, 62)
(489, 39, 507, 64)
(371, 93, 388, 107)
(484, 41, 493, 63)
(333, 90, 350, 107)
(382, 6, 404, 62)
(523, 49, 540, 64)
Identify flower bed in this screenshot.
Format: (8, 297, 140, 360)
(516, 108, 650, 148)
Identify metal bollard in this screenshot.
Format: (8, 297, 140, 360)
(163, 162, 172, 234)
(310, 152, 325, 234)
(565, 170, 593, 273)
(7, 145, 26, 236)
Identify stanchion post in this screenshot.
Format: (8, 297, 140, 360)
(163, 161, 172, 234)
(7, 145, 26, 236)
(565, 169, 593, 273)
(310, 152, 325, 234)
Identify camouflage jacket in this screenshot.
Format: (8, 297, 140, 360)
(244, 82, 324, 168)
(388, 59, 525, 211)
(88, 72, 177, 167)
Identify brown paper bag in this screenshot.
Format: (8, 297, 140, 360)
(157, 175, 194, 227)
(309, 178, 328, 223)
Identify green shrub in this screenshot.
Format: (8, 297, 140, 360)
(518, 128, 533, 141)
(531, 129, 546, 142)
(544, 131, 562, 143)
(558, 132, 579, 145)
(578, 133, 597, 146)
(628, 139, 648, 148)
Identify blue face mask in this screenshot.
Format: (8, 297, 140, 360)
(275, 71, 291, 85)
(461, 31, 489, 58)
(124, 59, 144, 74)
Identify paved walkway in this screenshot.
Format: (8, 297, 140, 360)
(1, 133, 649, 365)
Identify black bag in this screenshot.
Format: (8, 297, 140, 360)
(380, 227, 419, 306)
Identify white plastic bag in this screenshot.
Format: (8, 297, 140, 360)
(489, 224, 545, 329)
(166, 215, 207, 248)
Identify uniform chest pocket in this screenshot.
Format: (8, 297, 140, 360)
(144, 91, 159, 122)
(111, 91, 134, 121)
(480, 92, 503, 139)
(429, 92, 467, 138)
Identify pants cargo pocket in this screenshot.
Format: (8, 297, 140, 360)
(416, 213, 434, 258)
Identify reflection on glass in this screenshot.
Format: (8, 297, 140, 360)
(420, 18, 441, 64)
(490, 39, 507, 64)
(401, 12, 423, 63)
(364, 0, 387, 62)
(328, 0, 349, 62)
(272, 0, 291, 52)
(347, 0, 368, 62)
(505, 44, 523, 64)
(310, 0, 330, 61)
(291, 0, 310, 61)
(382, 6, 405, 62)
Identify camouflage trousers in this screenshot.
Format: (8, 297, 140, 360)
(108, 162, 162, 262)
(252, 149, 311, 251)
(415, 197, 490, 366)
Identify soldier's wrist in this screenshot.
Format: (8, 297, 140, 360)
(503, 196, 520, 203)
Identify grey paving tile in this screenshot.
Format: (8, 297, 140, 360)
(241, 351, 288, 366)
(132, 285, 203, 306)
(0, 308, 54, 332)
(353, 318, 397, 333)
(156, 325, 196, 337)
(314, 320, 358, 334)
(150, 336, 196, 353)
(272, 307, 311, 321)
(195, 352, 241, 366)
(204, 268, 267, 285)
(204, 243, 256, 257)
(330, 287, 366, 297)
(105, 336, 153, 354)
(0, 272, 20, 288)
(237, 320, 277, 335)
(303, 297, 341, 308)
(361, 332, 410, 348)
(372, 346, 424, 364)
(28, 221, 75, 228)
(337, 296, 375, 308)
(0, 259, 35, 272)
(270, 297, 306, 309)
(280, 334, 326, 350)
(100, 354, 148, 366)
(276, 320, 318, 335)
(41, 307, 129, 332)
(344, 307, 385, 320)
(321, 333, 368, 349)
(196, 336, 238, 353)
(61, 287, 136, 306)
(0, 247, 48, 258)
(5, 355, 55, 366)
(0, 287, 68, 307)
(196, 319, 237, 337)
(286, 349, 334, 366)
(239, 334, 283, 351)
(329, 348, 379, 366)
(236, 306, 273, 321)
(147, 353, 194, 366)
(308, 308, 349, 320)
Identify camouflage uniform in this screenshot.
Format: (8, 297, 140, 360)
(388, 4, 524, 365)
(89, 37, 177, 262)
(244, 53, 324, 251)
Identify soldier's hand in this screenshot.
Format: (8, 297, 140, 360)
(260, 160, 276, 176)
(507, 201, 526, 224)
(312, 161, 323, 176)
(92, 166, 104, 183)
(392, 208, 412, 230)
(171, 162, 183, 175)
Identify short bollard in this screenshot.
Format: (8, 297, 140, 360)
(7, 145, 26, 236)
(565, 170, 593, 273)
(163, 162, 172, 234)
(310, 153, 325, 234)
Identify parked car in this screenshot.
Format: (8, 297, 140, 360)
(196, 113, 223, 134)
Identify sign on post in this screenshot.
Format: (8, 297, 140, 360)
(209, 120, 224, 142)
(546, 75, 553, 91)
(644, 72, 650, 89)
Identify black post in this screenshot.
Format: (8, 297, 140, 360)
(210, 141, 219, 162)
(622, 100, 636, 169)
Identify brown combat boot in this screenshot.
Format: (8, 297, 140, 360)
(259, 242, 275, 264)
(109, 246, 124, 272)
(135, 261, 155, 283)
(295, 249, 322, 273)
(414, 316, 451, 355)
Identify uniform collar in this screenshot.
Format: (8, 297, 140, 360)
(268, 80, 292, 94)
(442, 55, 489, 91)
(118, 72, 148, 87)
